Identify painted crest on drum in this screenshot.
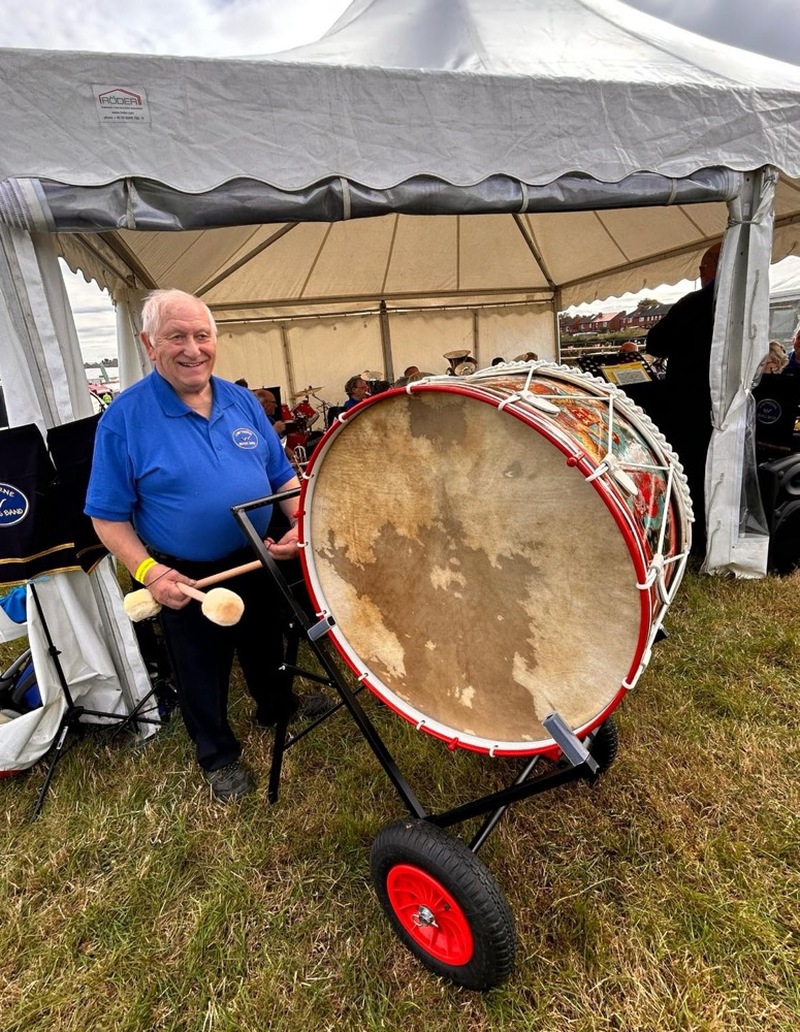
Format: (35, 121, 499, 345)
(301, 369, 689, 753)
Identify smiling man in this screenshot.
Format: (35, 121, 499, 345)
(85, 289, 326, 802)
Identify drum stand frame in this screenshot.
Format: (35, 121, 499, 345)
(233, 493, 603, 853)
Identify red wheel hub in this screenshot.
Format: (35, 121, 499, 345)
(385, 863, 474, 965)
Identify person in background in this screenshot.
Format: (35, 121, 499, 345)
(86, 289, 329, 804)
(491, 356, 506, 366)
(762, 339, 789, 375)
(781, 322, 800, 373)
(646, 241, 722, 556)
(253, 388, 287, 437)
(343, 375, 369, 410)
(617, 341, 639, 357)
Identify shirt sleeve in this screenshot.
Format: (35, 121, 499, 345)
(84, 419, 137, 521)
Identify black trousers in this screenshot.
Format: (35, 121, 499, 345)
(152, 548, 294, 771)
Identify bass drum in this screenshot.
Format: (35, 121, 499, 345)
(298, 364, 691, 756)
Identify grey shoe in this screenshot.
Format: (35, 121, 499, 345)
(204, 761, 255, 802)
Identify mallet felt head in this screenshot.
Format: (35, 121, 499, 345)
(200, 587, 244, 626)
(123, 588, 162, 622)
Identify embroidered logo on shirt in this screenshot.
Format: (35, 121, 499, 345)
(232, 427, 259, 449)
(0, 484, 29, 527)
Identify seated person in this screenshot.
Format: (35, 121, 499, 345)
(253, 388, 285, 435)
(343, 375, 369, 410)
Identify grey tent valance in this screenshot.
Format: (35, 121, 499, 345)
(0, 168, 741, 234)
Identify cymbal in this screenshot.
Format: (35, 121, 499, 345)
(291, 385, 324, 397)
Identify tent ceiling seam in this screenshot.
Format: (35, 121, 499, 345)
(196, 223, 300, 296)
(97, 232, 158, 290)
(298, 223, 334, 299)
(590, 210, 632, 265)
(558, 239, 722, 292)
(512, 214, 555, 290)
(381, 214, 400, 296)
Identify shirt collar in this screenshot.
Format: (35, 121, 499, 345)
(150, 370, 229, 418)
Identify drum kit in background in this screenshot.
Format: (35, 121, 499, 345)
(235, 360, 693, 990)
(284, 386, 328, 461)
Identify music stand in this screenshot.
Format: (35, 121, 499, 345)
(27, 580, 161, 819)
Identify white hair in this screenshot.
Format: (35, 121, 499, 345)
(141, 289, 216, 339)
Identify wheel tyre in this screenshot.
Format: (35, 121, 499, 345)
(586, 715, 619, 780)
(370, 819, 516, 989)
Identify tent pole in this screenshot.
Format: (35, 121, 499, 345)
(281, 324, 297, 399)
(553, 290, 563, 362)
(379, 300, 394, 383)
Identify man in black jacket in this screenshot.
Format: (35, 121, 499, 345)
(646, 241, 721, 555)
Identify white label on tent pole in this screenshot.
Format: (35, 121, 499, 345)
(93, 85, 151, 124)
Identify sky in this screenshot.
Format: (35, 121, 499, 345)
(2, 0, 799, 362)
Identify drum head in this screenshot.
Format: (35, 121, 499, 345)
(302, 387, 645, 753)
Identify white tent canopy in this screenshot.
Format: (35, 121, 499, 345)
(2, 0, 800, 579)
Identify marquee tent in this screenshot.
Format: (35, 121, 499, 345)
(2, 0, 800, 590)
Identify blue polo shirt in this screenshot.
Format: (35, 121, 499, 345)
(85, 372, 295, 561)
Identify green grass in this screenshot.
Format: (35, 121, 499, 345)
(0, 566, 798, 1031)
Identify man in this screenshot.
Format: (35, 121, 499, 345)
(342, 375, 368, 410)
(253, 387, 287, 436)
(85, 289, 324, 802)
(646, 241, 722, 555)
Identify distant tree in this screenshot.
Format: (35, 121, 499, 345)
(637, 297, 662, 309)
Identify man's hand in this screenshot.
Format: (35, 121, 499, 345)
(264, 525, 299, 560)
(143, 564, 195, 609)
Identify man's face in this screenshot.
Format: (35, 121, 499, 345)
(352, 379, 368, 400)
(143, 297, 216, 396)
(255, 390, 277, 416)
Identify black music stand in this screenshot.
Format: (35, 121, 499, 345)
(27, 581, 161, 819)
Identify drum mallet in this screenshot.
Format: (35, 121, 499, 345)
(123, 559, 262, 624)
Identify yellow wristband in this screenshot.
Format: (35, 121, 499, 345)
(134, 557, 157, 584)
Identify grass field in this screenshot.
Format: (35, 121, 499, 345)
(0, 565, 798, 1031)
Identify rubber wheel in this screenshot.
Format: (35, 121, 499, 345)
(586, 715, 619, 780)
(370, 819, 516, 989)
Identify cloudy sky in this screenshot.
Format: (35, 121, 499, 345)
(2, 0, 798, 361)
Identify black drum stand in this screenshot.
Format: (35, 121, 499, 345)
(233, 492, 619, 990)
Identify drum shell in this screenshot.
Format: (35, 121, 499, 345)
(298, 367, 690, 756)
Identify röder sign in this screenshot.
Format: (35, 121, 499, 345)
(93, 84, 150, 124)
(0, 484, 29, 527)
